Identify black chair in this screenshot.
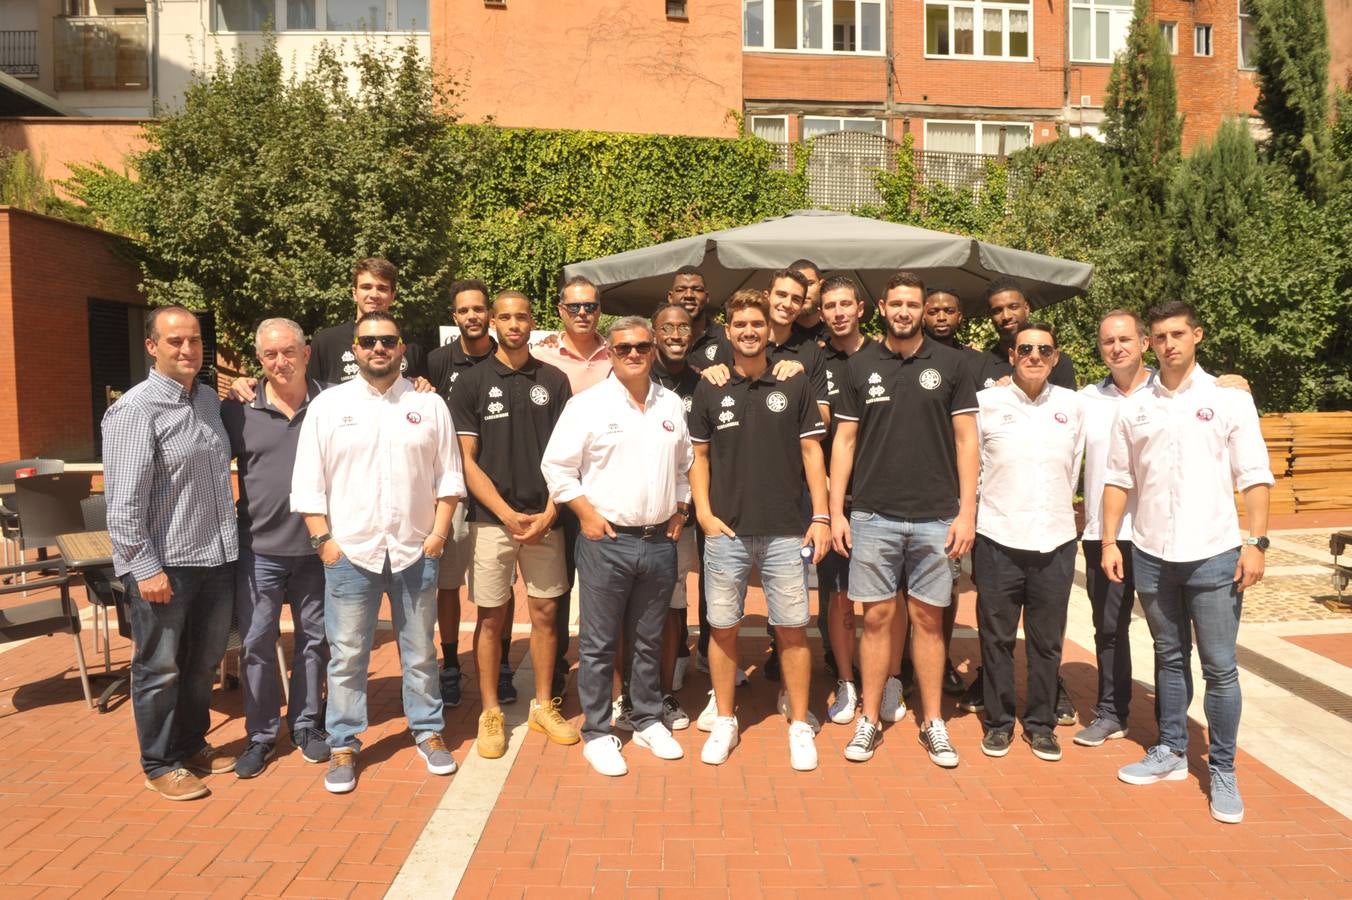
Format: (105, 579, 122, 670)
(77, 495, 127, 671)
(0, 559, 94, 708)
(11, 473, 94, 570)
(0, 459, 65, 567)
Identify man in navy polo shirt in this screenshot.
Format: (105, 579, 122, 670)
(689, 290, 830, 772)
(830, 271, 978, 768)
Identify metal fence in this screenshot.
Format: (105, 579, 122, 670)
(0, 31, 39, 78)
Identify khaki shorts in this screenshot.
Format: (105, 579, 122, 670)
(436, 502, 472, 590)
(670, 528, 698, 610)
(468, 522, 568, 608)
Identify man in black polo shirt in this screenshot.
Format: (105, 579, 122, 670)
(669, 266, 723, 367)
(308, 257, 429, 387)
(450, 292, 579, 759)
(425, 279, 498, 707)
(830, 271, 978, 768)
(790, 258, 829, 344)
(689, 290, 830, 772)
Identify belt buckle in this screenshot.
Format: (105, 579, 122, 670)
(640, 524, 661, 540)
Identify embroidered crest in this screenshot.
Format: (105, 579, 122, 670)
(919, 368, 942, 390)
(662, 420, 675, 432)
(405, 411, 422, 425)
(488, 386, 503, 398)
(1196, 407, 1214, 421)
(1054, 412, 1068, 424)
(766, 391, 788, 412)
(721, 395, 735, 408)
(529, 385, 549, 406)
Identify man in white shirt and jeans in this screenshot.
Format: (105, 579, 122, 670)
(1101, 300, 1272, 825)
(291, 312, 466, 794)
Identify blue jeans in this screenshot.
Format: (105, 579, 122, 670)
(236, 549, 328, 743)
(704, 534, 810, 628)
(846, 511, 954, 607)
(324, 553, 442, 751)
(126, 564, 235, 779)
(1133, 547, 1243, 773)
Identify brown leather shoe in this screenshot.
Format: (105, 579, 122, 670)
(144, 767, 210, 801)
(184, 744, 237, 775)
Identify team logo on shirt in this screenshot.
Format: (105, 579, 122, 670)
(488, 386, 503, 398)
(919, 368, 942, 390)
(1196, 407, 1214, 421)
(705, 345, 719, 361)
(721, 395, 735, 407)
(662, 420, 675, 432)
(529, 385, 550, 406)
(449, 372, 460, 383)
(866, 372, 889, 403)
(406, 411, 422, 425)
(684, 396, 693, 413)
(983, 377, 997, 388)
(486, 401, 507, 420)
(766, 391, 788, 412)
(717, 410, 737, 428)
(1054, 412, 1068, 424)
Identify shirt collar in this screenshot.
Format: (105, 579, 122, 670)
(880, 335, 933, 361)
(452, 337, 496, 366)
(729, 366, 779, 387)
(1098, 366, 1156, 398)
(488, 354, 539, 377)
(147, 367, 198, 402)
(358, 375, 409, 400)
(557, 334, 609, 362)
(251, 378, 323, 412)
(1152, 365, 1211, 398)
(1007, 378, 1054, 405)
(608, 372, 659, 410)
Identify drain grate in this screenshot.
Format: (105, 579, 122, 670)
(1236, 646, 1352, 723)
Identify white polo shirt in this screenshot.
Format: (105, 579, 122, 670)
(1104, 366, 1273, 563)
(291, 376, 465, 573)
(975, 381, 1085, 553)
(1079, 370, 1154, 542)
(541, 375, 692, 526)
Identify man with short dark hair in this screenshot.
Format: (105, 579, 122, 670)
(309, 258, 429, 386)
(668, 266, 722, 366)
(104, 305, 239, 801)
(789, 258, 827, 343)
(983, 278, 1075, 390)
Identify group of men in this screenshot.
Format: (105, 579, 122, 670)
(104, 253, 1271, 825)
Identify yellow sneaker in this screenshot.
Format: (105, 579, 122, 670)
(477, 708, 507, 759)
(528, 698, 580, 746)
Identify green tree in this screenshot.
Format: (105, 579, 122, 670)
(0, 148, 94, 224)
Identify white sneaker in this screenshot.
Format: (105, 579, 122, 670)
(700, 716, 739, 765)
(776, 689, 821, 734)
(582, 735, 627, 777)
(673, 656, 690, 692)
(662, 694, 691, 731)
(611, 695, 635, 731)
(827, 679, 859, 725)
(694, 651, 710, 673)
(880, 675, 908, 723)
(634, 722, 685, 760)
(788, 720, 818, 772)
(696, 690, 719, 732)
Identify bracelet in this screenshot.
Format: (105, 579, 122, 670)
(810, 515, 831, 524)
(431, 532, 449, 541)
(1101, 540, 1118, 546)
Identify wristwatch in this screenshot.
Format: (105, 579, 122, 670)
(1245, 536, 1270, 551)
(309, 532, 333, 550)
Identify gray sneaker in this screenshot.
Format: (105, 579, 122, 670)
(1073, 717, 1128, 747)
(416, 733, 458, 776)
(324, 748, 357, 794)
(1209, 769, 1244, 824)
(1117, 745, 1188, 785)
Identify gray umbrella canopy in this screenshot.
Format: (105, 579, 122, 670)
(562, 209, 1093, 318)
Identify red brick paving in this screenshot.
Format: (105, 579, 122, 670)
(1282, 633, 1352, 670)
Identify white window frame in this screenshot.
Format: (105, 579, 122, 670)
(1069, 0, 1133, 63)
(1194, 24, 1213, 57)
(742, 0, 885, 55)
(1159, 21, 1177, 54)
(211, 0, 430, 33)
(802, 116, 885, 139)
(749, 114, 789, 143)
(923, 1, 1034, 61)
(1237, 0, 1256, 70)
(923, 118, 1033, 155)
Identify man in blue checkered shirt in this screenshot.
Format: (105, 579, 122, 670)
(103, 306, 240, 802)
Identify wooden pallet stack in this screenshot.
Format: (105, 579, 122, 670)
(1237, 412, 1352, 516)
(1258, 414, 1297, 515)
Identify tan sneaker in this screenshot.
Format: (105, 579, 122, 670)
(184, 744, 236, 775)
(477, 708, 507, 759)
(144, 767, 209, 801)
(529, 698, 580, 746)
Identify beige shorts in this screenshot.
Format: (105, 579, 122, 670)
(669, 527, 698, 610)
(468, 522, 568, 608)
(436, 502, 472, 590)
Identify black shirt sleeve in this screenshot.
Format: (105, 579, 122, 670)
(804, 345, 829, 405)
(689, 381, 714, 443)
(949, 352, 979, 414)
(835, 353, 863, 420)
(448, 366, 480, 436)
(426, 347, 451, 399)
(1051, 352, 1077, 390)
(402, 341, 429, 381)
(796, 378, 826, 438)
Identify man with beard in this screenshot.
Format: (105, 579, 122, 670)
(452, 292, 578, 758)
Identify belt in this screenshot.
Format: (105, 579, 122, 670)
(610, 522, 668, 540)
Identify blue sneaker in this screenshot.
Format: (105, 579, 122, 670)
(497, 663, 518, 705)
(1117, 745, 1188, 785)
(1209, 769, 1244, 824)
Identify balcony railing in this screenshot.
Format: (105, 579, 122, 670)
(0, 30, 39, 78)
(53, 15, 147, 92)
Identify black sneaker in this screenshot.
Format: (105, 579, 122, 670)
(498, 663, 519, 705)
(1055, 677, 1077, 726)
(899, 658, 915, 695)
(235, 741, 274, 779)
(1024, 730, 1063, 762)
(942, 660, 965, 696)
(440, 665, 462, 708)
(763, 650, 781, 682)
(958, 667, 985, 712)
(292, 727, 331, 763)
(552, 661, 569, 699)
(843, 716, 882, 762)
(981, 729, 1012, 758)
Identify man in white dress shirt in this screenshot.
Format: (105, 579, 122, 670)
(541, 316, 693, 777)
(1102, 300, 1272, 825)
(972, 322, 1085, 764)
(291, 312, 466, 794)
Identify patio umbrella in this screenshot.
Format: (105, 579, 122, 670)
(562, 209, 1093, 318)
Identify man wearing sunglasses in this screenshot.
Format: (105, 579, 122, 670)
(972, 324, 1085, 764)
(541, 317, 692, 777)
(291, 312, 465, 794)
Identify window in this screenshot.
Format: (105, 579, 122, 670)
(667, 0, 688, 17)
(750, 115, 788, 143)
(1159, 21, 1176, 54)
(1238, 1, 1256, 69)
(1070, 0, 1132, 63)
(925, 1, 1031, 59)
(924, 120, 1031, 155)
(1194, 24, 1213, 56)
(803, 116, 884, 139)
(212, 0, 427, 31)
(742, 0, 882, 53)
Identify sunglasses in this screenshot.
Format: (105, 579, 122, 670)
(355, 335, 402, 350)
(1016, 343, 1056, 359)
(657, 323, 692, 336)
(563, 302, 600, 315)
(610, 341, 654, 357)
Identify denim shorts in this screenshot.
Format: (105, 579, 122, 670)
(846, 510, 954, 607)
(703, 534, 810, 628)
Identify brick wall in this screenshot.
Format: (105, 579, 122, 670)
(0, 208, 145, 462)
(744, 53, 887, 103)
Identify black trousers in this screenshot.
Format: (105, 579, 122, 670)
(1081, 539, 1136, 726)
(556, 506, 580, 666)
(974, 535, 1076, 736)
